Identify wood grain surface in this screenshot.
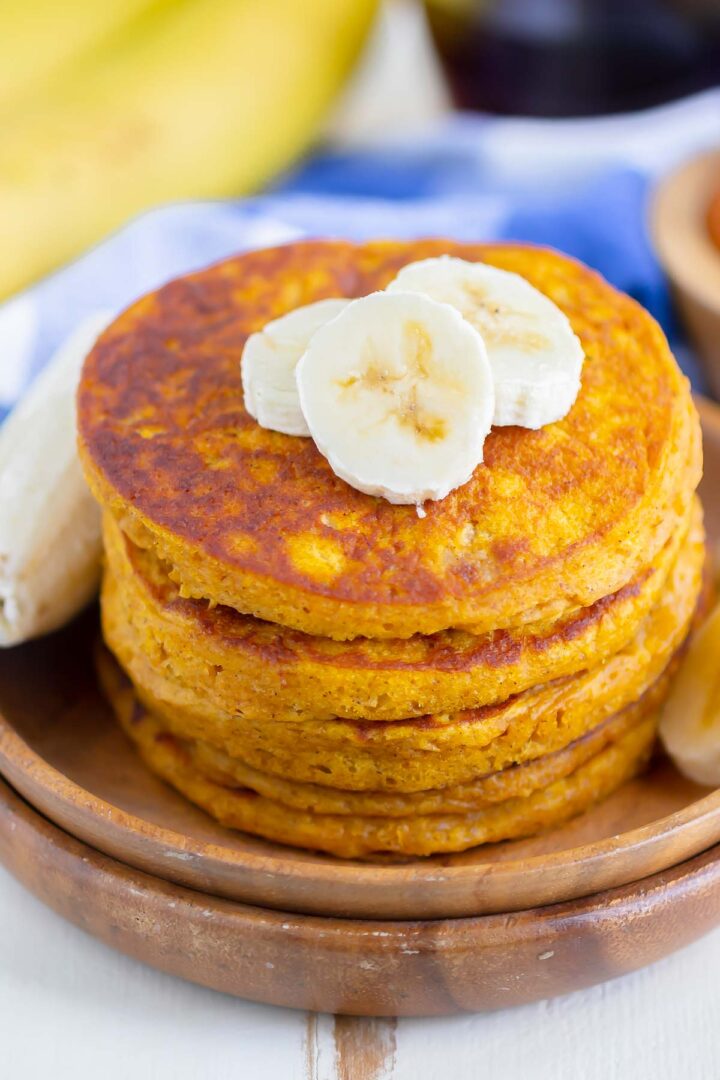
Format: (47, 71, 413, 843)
(652, 152, 720, 397)
(0, 399, 718, 921)
(2, 771, 720, 1015)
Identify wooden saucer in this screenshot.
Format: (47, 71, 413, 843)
(0, 398, 718, 924)
(3, 771, 720, 1016)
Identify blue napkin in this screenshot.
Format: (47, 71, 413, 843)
(2, 101, 717, 422)
(280, 157, 672, 329)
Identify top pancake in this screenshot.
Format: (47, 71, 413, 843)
(78, 240, 701, 640)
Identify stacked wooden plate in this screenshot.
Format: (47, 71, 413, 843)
(1, 398, 719, 1017)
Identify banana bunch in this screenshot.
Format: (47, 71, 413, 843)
(0, 0, 378, 300)
(0, 314, 111, 646)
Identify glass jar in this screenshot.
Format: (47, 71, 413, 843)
(424, 0, 720, 117)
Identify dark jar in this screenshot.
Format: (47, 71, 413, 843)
(424, 0, 720, 117)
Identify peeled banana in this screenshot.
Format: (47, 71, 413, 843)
(295, 291, 495, 506)
(242, 298, 350, 436)
(0, 0, 378, 300)
(388, 257, 585, 429)
(0, 313, 111, 647)
(660, 599, 720, 786)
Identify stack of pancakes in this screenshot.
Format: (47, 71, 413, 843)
(78, 240, 705, 858)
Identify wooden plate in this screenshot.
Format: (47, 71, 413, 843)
(651, 149, 720, 397)
(0, 397, 718, 922)
(3, 771, 720, 1016)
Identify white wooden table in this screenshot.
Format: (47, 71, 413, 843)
(2, 863, 719, 1079)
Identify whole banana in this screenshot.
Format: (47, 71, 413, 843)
(0, 0, 378, 300)
(0, 314, 111, 647)
(0, 0, 166, 106)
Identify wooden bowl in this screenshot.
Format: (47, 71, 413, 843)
(651, 148, 720, 396)
(3, 771, 720, 1016)
(0, 397, 719, 925)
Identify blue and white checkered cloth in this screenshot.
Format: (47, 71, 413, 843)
(2, 89, 719, 422)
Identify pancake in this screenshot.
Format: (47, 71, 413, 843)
(100, 501, 698, 723)
(100, 648, 658, 858)
(100, 509, 706, 792)
(98, 642, 671, 816)
(78, 240, 702, 641)
(82, 238, 706, 857)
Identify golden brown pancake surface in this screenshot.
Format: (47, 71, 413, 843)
(78, 240, 701, 640)
(100, 501, 699, 722)
(99, 643, 658, 858)
(99, 508, 705, 792)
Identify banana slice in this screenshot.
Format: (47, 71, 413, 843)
(295, 290, 494, 506)
(242, 298, 349, 436)
(660, 600, 720, 786)
(0, 311, 112, 646)
(387, 256, 585, 429)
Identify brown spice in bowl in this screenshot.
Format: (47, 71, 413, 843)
(708, 188, 720, 252)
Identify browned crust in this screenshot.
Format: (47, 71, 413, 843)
(78, 240, 701, 639)
(99, 641, 661, 858)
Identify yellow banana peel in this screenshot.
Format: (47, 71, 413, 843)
(0, 0, 378, 300)
(0, 0, 169, 106)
